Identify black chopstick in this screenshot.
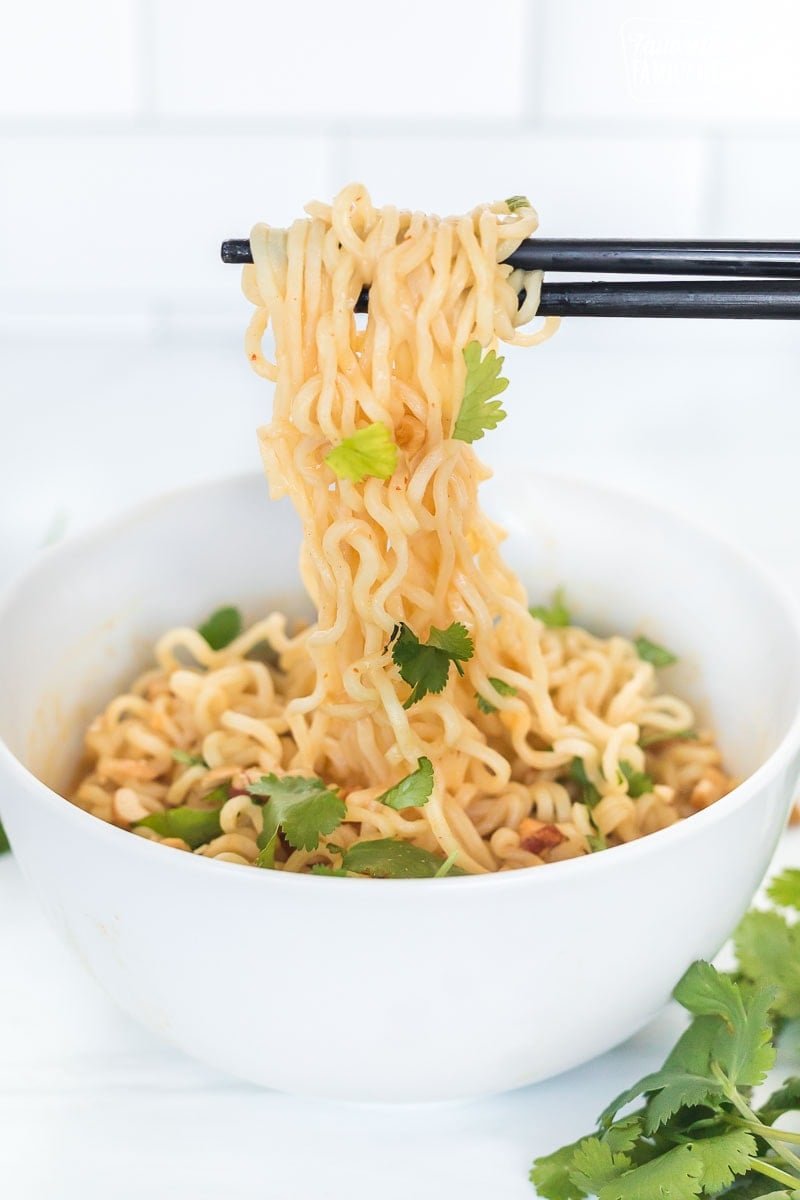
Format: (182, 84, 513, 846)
(221, 238, 800, 278)
(222, 238, 800, 318)
(537, 280, 800, 319)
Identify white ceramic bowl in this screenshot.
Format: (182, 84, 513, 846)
(2, 472, 800, 1103)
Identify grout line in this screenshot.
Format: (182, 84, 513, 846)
(325, 126, 349, 192)
(133, 0, 158, 118)
(521, 0, 548, 127)
(2, 114, 800, 140)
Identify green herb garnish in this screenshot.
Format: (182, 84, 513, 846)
(391, 621, 474, 708)
(506, 195, 532, 212)
(568, 758, 601, 810)
(172, 749, 207, 767)
(531, 960, 787, 1199)
(338, 837, 466, 879)
(135, 785, 228, 849)
(530, 588, 571, 628)
(531, 867, 800, 1198)
(634, 636, 678, 668)
(476, 677, 518, 714)
(731, 872, 800, 1021)
(324, 422, 398, 483)
(0, 820, 9, 855)
(619, 761, 654, 798)
(198, 605, 242, 650)
(376, 757, 434, 811)
(452, 342, 509, 443)
(248, 773, 346, 852)
(639, 729, 697, 749)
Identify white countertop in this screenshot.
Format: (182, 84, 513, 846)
(2, 322, 800, 1197)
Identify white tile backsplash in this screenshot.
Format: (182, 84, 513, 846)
(716, 137, 800, 237)
(0, 134, 329, 309)
(151, 0, 529, 119)
(0, 0, 140, 117)
(1, 0, 798, 330)
(337, 134, 710, 236)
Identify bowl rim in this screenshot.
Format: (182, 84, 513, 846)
(2, 466, 800, 893)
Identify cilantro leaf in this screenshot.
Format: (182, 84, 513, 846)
(767, 869, 800, 911)
(531, 1122, 646, 1200)
(639, 729, 697, 749)
(198, 605, 242, 650)
(391, 621, 474, 708)
(734, 910, 800, 1019)
(568, 758, 602, 810)
(135, 785, 228, 849)
(255, 831, 278, 869)
(620, 761, 654, 798)
(593, 1143, 704, 1200)
(634, 636, 678, 668)
(310, 863, 350, 877)
(506, 194, 531, 212)
(569, 1138, 632, 1195)
(248, 773, 346, 852)
(602, 1118, 645, 1157)
(172, 749, 207, 767)
(690, 1130, 758, 1194)
(376, 757, 434, 811)
(324, 422, 398, 483)
(475, 677, 518, 714)
(530, 588, 571, 628)
(339, 838, 466, 879)
(452, 342, 509, 443)
(0, 820, 9, 855)
(530, 1138, 591, 1200)
(673, 961, 776, 1089)
(758, 1076, 800, 1126)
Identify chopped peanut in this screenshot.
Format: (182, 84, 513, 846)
(519, 818, 567, 856)
(100, 757, 163, 784)
(689, 766, 729, 811)
(112, 787, 150, 825)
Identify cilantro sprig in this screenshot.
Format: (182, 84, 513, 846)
(325, 422, 398, 483)
(172, 749, 207, 768)
(619, 761, 654, 798)
(336, 838, 465, 879)
(135, 784, 229, 849)
(453, 342, 509, 443)
(532, 870, 800, 1199)
(567, 757, 602, 810)
(733, 871, 800, 1021)
(390, 621, 474, 708)
(248, 773, 346, 857)
(376, 757, 434, 811)
(476, 677, 518, 715)
(530, 588, 571, 628)
(198, 605, 242, 650)
(640, 729, 697, 749)
(635, 636, 678, 668)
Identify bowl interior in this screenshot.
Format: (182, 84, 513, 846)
(1, 471, 798, 794)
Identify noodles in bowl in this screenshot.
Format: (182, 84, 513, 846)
(69, 186, 734, 877)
